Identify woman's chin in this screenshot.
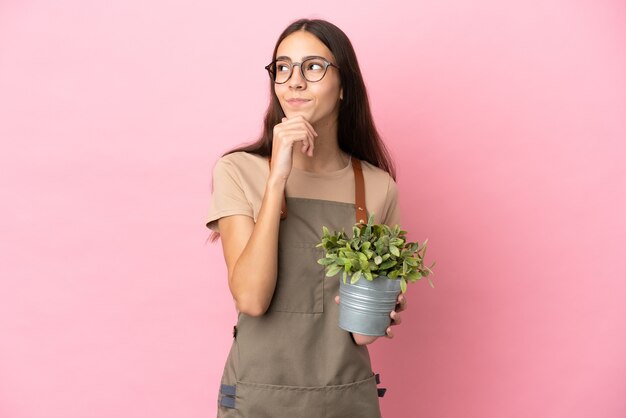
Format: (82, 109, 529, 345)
(284, 109, 313, 121)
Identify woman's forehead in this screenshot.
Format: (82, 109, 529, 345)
(276, 31, 334, 61)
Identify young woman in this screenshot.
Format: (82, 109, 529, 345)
(206, 18, 407, 418)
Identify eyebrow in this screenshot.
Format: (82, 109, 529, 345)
(275, 55, 328, 62)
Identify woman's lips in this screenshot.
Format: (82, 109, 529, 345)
(286, 98, 311, 106)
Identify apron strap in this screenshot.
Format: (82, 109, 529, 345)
(267, 156, 368, 224)
(352, 157, 368, 225)
(375, 373, 387, 397)
(218, 384, 236, 408)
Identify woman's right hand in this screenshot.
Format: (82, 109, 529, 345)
(270, 115, 318, 181)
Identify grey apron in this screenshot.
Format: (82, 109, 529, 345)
(217, 158, 385, 418)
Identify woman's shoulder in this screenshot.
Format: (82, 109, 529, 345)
(218, 151, 268, 166)
(215, 151, 269, 176)
(360, 159, 396, 186)
(359, 159, 399, 202)
(356, 159, 400, 225)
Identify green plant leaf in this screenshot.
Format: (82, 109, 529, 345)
(405, 258, 417, 267)
(351, 270, 362, 284)
(379, 260, 397, 270)
(390, 245, 400, 257)
(400, 278, 407, 293)
(391, 238, 403, 247)
(318, 258, 335, 266)
(360, 259, 369, 270)
(336, 258, 348, 266)
(325, 264, 342, 277)
(374, 255, 383, 265)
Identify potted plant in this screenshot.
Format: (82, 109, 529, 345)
(317, 215, 435, 337)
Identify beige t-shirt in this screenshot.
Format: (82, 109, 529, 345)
(206, 151, 400, 232)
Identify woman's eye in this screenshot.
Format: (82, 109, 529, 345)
(276, 63, 290, 72)
(307, 62, 323, 71)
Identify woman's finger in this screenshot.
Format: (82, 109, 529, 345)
(395, 294, 407, 313)
(385, 327, 394, 339)
(276, 128, 313, 149)
(301, 117, 318, 138)
(277, 124, 314, 147)
(389, 310, 402, 326)
(282, 115, 318, 139)
(281, 116, 317, 153)
(306, 131, 315, 156)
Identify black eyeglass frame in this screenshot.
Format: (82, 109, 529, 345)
(264, 56, 340, 84)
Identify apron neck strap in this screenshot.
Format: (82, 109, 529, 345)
(267, 156, 368, 224)
(351, 157, 368, 226)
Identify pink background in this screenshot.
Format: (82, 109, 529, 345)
(1, 1, 625, 417)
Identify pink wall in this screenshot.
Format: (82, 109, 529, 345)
(1, 1, 624, 417)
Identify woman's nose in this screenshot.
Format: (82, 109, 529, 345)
(288, 63, 306, 89)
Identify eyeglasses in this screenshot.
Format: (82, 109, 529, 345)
(265, 56, 339, 84)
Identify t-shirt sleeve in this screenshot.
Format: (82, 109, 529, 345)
(206, 157, 254, 232)
(382, 176, 401, 227)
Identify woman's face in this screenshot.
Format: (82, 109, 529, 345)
(273, 31, 342, 127)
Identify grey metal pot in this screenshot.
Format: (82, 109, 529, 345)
(338, 276, 402, 336)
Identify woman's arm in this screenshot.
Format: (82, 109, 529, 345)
(218, 116, 317, 317)
(218, 177, 285, 317)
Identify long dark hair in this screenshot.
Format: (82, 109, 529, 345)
(225, 18, 395, 179)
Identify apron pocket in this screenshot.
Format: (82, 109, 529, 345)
(270, 244, 325, 313)
(234, 375, 381, 418)
(235, 381, 324, 418)
(324, 375, 382, 418)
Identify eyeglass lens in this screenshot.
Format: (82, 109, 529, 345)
(272, 58, 329, 83)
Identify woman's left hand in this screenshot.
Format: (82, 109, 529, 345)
(334, 293, 408, 344)
(385, 293, 407, 339)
